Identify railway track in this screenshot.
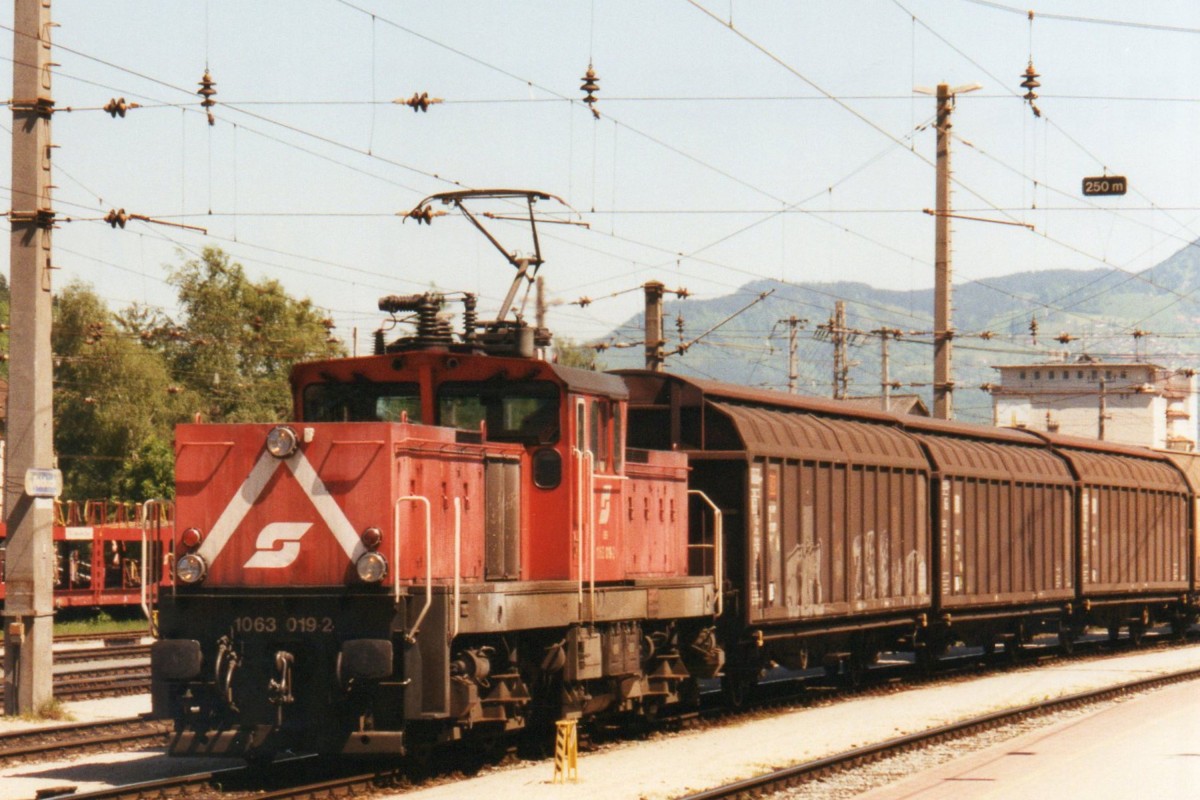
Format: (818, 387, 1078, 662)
(46, 753, 418, 800)
(0, 715, 169, 767)
(678, 665, 1200, 800)
(0, 664, 150, 704)
(54, 644, 151, 665)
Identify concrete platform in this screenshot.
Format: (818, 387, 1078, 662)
(856, 678, 1200, 799)
(387, 645, 1200, 800)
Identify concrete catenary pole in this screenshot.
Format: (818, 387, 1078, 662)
(778, 316, 804, 394)
(644, 281, 665, 372)
(933, 83, 954, 421)
(4, 0, 56, 715)
(927, 81, 980, 420)
(1098, 378, 1108, 441)
(876, 328, 900, 412)
(833, 301, 848, 400)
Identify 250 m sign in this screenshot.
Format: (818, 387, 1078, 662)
(1082, 176, 1127, 196)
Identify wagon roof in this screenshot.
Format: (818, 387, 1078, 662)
(1029, 430, 1188, 492)
(613, 370, 901, 423)
(707, 401, 929, 469)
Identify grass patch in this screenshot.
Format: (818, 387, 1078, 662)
(17, 698, 75, 723)
(53, 610, 150, 638)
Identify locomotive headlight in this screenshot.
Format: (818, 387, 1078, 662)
(175, 553, 208, 584)
(266, 425, 299, 458)
(356, 552, 388, 583)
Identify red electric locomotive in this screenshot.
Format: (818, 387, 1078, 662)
(151, 191, 723, 758)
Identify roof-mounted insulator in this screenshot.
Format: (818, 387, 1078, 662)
(580, 62, 600, 120)
(1020, 61, 1042, 118)
(198, 69, 217, 126)
(104, 208, 130, 228)
(103, 97, 140, 118)
(397, 92, 443, 112)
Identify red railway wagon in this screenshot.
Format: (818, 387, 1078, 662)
(0, 500, 172, 612)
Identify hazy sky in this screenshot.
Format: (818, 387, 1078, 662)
(8, 1, 1200, 361)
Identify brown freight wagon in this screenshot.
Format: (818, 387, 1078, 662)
(1160, 449, 1200, 609)
(1039, 433, 1192, 641)
(900, 418, 1076, 653)
(618, 372, 933, 682)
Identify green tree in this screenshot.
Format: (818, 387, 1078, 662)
(553, 337, 604, 370)
(53, 282, 190, 500)
(162, 247, 344, 422)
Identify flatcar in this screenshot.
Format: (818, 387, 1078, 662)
(149, 189, 1200, 760)
(0, 499, 172, 615)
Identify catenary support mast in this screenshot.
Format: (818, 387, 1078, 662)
(4, 0, 57, 715)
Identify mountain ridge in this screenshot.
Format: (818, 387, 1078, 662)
(597, 240, 1200, 423)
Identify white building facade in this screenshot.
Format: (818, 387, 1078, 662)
(988, 359, 1198, 451)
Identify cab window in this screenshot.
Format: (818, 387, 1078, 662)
(438, 381, 560, 444)
(591, 400, 610, 469)
(612, 406, 624, 473)
(303, 382, 422, 423)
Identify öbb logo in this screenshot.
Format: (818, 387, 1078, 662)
(243, 522, 313, 569)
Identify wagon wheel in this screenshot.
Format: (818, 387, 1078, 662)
(1107, 624, 1122, 643)
(914, 641, 939, 673)
(835, 651, 872, 688)
(1058, 623, 1077, 656)
(244, 749, 278, 768)
(721, 665, 758, 708)
(1128, 620, 1146, 648)
(1170, 615, 1191, 641)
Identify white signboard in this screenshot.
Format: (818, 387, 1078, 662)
(24, 468, 62, 498)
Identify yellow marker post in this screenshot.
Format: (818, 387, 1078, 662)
(552, 718, 578, 783)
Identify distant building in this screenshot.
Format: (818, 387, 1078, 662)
(986, 358, 1197, 451)
(842, 394, 930, 417)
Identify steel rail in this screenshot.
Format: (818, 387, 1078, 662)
(51, 753, 405, 800)
(0, 715, 168, 766)
(679, 665, 1200, 800)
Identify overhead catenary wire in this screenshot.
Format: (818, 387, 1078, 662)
(11, 2, 1200, 398)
